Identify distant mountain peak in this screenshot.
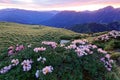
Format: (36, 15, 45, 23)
(104, 6, 114, 8)
(101, 6, 114, 10)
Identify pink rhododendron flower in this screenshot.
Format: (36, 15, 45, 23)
(65, 44, 76, 49)
(8, 44, 25, 55)
(95, 30, 120, 41)
(72, 39, 87, 45)
(8, 50, 14, 55)
(105, 54, 111, 59)
(42, 41, 57, 49)
(97, 48, 107, 54)
(16, 45, 24, 52)
(100, 54, 113, 71)
(109, 60, 114, 63)
(92, 45, 97, 49)
(42, 66, 53, 75)
(8, 46, 14, 50)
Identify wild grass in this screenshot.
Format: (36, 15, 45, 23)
(0, 22, 81, 50)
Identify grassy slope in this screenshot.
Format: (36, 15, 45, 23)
(0, 22, 81, 50)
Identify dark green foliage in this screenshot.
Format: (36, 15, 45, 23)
(60, 34, 84, 40)
(93, 39, 120, 50)
(0, 43, 110, 80)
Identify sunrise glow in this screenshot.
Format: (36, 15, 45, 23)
(0, 0, 120, 11)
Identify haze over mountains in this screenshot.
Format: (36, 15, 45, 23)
(0, 6, 120, 33)
(42, 6, 120, 28)
(0, 9, 59, 24)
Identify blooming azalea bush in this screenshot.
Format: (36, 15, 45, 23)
(8, 44, 25, 55)
(0, 40, 118, 80)
(93, 30, 120, 50)
(34, 47, 46, 53)
(42, 41, 57, 49)
(94, 30, 120, 41)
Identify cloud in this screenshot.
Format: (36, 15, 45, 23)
(0, 0, 11, 3)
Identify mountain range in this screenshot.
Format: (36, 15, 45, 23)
(0, 6, 120, 32)
(0, 9, 59, 24)
(42, 6, 120, 28)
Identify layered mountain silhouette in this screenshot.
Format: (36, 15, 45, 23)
(0, 6, 120, 30)
(41, 6, 120, 27)
(0, 9, 59, 24)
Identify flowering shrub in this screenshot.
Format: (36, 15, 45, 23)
(94, 30, 120, 41)
(0, 59, 19, 74)
(97, 48, 107, 54)
(93, 30, 120, 50)
(34, 47, 46, 53)
(35, 65, 54, 78)
(37, 56, 46, 63)
(0, 65, 12, 74)
(0, 40, 116, 80)
(100, 54, 113, 71)
(42, 41, 57, 49)
(8, 44, 25, 55)
(65, 39, 113, 71)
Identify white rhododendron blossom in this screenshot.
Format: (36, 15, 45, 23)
(34, 47, 46, 53)
(37, 56, 42, 61)
(11, 59, 19, 66)
(37, 57, 46, 63)
(42, 57, 46, 63)
(27, 44, 32, 48)
(0, 65, 12, 74)
(35, 70, 40, 78)
(21, 59, 33, 71)
(42, 66, 53, 75)
(42, 41, 57, 49)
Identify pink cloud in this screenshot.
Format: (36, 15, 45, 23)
(0, 0, 11, 3)
(0, 0, 120, 11)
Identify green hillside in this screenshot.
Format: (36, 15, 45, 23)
(0, 22, 82, 50)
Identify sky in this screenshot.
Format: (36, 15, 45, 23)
(0, 0, 120, 11)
